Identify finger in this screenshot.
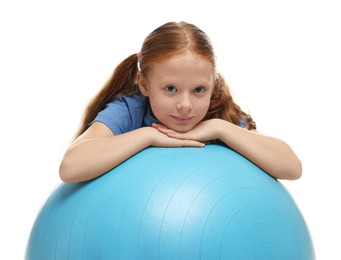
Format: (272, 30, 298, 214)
(152, 123, 167, 131)
(166, 131, 188, 139)
(178, 139, 205, 147)
(153, 124, 175, 135)
(152, 123, 161, 129)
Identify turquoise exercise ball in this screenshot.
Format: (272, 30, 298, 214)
(26, 144, 315, 259)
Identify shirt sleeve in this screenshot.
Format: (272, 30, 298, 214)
(239, 119, 247, 128)
(92, 95, 145, 135)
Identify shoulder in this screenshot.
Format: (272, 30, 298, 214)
(93, 93, 148, 134)
(106, 93, 147, 111)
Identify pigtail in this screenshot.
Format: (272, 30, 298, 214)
(74, 54, 140, 139)
(207, 73, 256, 130)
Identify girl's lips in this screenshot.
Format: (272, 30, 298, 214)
(171, 115, 193, 123)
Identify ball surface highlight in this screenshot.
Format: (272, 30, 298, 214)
(26, 144, 315, 259)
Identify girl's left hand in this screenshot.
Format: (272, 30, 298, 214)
(152, 119, 220, 143)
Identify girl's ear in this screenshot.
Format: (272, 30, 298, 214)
(137, 72, 149, 96)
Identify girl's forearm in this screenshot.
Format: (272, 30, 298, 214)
(215, 120, 302, 180)
(59, 128, 152, 183)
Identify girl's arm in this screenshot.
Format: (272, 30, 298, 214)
(153, 119, 302, 180)
(59, 122, 204, 182)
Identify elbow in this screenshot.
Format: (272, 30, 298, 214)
(268, 156, 302, 181)
(59, 156, 101, 183)
(59, 157, 81, 183)
(291, 158, 303, 180)
(59, 160, 74, 183)
(282, 157, 303, 180)
(59, 147, 87, 183)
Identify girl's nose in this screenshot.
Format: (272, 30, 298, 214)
(176, 94, 193, 112)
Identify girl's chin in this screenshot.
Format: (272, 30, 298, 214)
(167, 124, 195, 133)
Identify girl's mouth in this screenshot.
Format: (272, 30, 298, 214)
(171, 116, 193, 123)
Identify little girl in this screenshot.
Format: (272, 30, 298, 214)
(59, 21, 302, 182)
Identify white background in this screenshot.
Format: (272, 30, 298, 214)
(1, 0, 340, 259)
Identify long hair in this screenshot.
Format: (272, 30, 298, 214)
(74, 21, 256, 139)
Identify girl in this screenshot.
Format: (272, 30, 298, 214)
(59, 21, 302, 183)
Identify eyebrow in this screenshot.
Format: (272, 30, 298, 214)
(159, 78, 212, 86)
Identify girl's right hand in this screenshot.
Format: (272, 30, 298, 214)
(147, 127, 205, 148)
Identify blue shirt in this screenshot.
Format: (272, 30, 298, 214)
(93, 93, 160, 135)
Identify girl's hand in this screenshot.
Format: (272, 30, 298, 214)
(152, 119, 221, 143)
(148, 126, 205, 148)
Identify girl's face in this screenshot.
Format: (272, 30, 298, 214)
(138, 52, 215, 133)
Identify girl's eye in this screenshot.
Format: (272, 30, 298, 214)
(165, 85, 177, 93)
(193, 87, 205, 94)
